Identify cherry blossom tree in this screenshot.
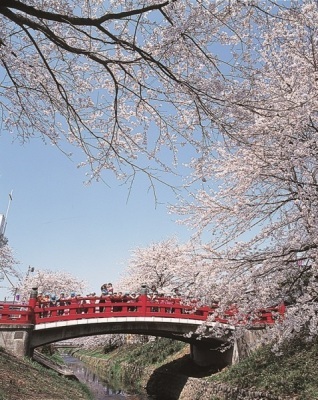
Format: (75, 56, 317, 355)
(3, 0, 318, 343)
(0, 242, 19, 293)
(17, 268, 88, 302)
(0, 0, 288, 186)
(66, 333, 127, 350)
(117, 237, 218, 303)
(171, 2, 318, 341)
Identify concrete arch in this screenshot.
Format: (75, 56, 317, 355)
(31, 316, 229, 348)
(30, 316, 234, 368)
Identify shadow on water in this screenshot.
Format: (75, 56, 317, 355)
(63, 354, 156, 400)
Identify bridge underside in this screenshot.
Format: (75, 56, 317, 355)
(31, 317, 230, 347)
(31, 317, 233, 368)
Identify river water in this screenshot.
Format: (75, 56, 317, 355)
(62, 354, 156, 400)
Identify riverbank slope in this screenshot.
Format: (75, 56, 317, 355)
(73, 336, 318, 400)
(1, 335, 318, 400)
(0, 347, 92, 400)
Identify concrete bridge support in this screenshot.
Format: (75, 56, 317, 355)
(190, 339, 234, 369)
(232, 329, 265, 364)
(190, 329, 266, 368)
(0, 324, 34, 358)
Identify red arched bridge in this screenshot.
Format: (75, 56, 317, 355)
(0, 291, 285, 327)
(0, 288, 285, 368)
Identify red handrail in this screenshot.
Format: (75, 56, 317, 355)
(0, 303, 34, 324)
(0, 296, 285, 327)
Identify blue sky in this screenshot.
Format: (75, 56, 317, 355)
(0, 134, 194, 299)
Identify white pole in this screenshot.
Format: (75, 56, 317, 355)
(3, 190, 13, 236)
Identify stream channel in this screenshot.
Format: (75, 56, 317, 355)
(62, 354, 156, 400)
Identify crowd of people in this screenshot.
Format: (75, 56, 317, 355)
(34, 284, 204, 317)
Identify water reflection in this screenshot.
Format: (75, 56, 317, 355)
(63, 354, 154, 400)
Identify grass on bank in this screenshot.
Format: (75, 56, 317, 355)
(84, 336, 313, 399)
(75, 338, 186, 367)
(209, 336, 318, 399)
(0, 346, 93, 400)
(73, 338, 187, 391)
(75, 335, 318, 400)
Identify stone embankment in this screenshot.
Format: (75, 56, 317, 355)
(75, 352, 286, 400)
(147, 372, 285, 400)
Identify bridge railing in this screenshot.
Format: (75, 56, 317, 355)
(0, 303, 34, 324)
(0, 295, 285, 327)
(31, 296, 216, 324)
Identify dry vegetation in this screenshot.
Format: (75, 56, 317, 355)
(0, 348, 92, 400)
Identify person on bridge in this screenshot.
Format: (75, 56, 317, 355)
(100, 283, 107, 292)
(75, 293, 88, 314)
(50, 294, 58, 306)
(42, 294, 50, 317)
(107, 283, 114, 294)
(36, 292, 43, 305)
(99, 288, 109, 312)
(111, 292, 123, 312)
(101, 283, 113, 294)
(148, 290, 159, 312)
(57, 293, 67, 316)
(128, 292, 139, 311)
(36, 292, 45, 318)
